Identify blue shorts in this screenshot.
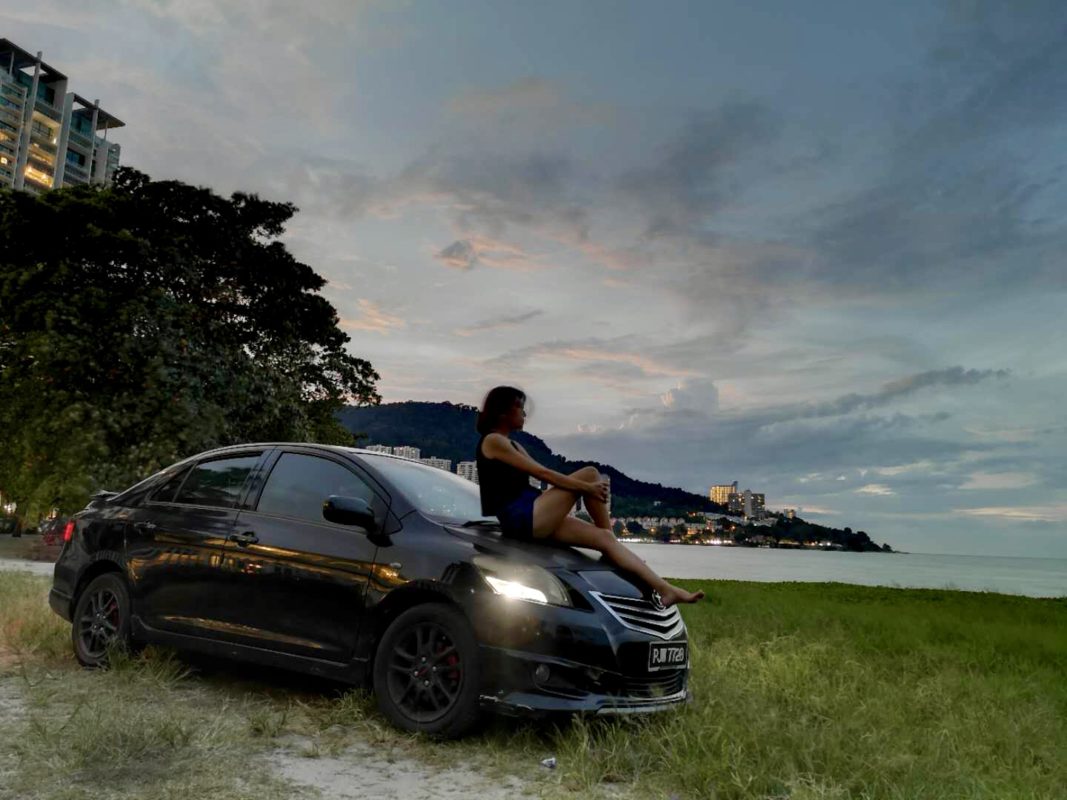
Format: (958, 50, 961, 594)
(495, 487, 542, 539)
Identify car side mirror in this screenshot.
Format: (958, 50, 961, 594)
(323, 495, 377, 531)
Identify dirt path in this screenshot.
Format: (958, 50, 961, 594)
(269, 734, 536, 799)
(0, 558, 54, 577)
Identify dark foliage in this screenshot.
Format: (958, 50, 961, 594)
(0, 168, 380, 523)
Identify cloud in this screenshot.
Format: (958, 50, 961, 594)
(958, 471, 1039, 490)
(796, 505, 839, 516)
(957, 504, 1067, 523)
(435, 239, 476, 270)
(660, 379, 719, 415)
(855, 484, 896, 496)
(447, 77, 614, 128)
(339, 299, 406, 334)
(617, 101, 781, 238)
(453, 309, 544, 337)
(796, 4, 1067, 295)
(483, 337, 703, 381)
(433, 235, 535, 271)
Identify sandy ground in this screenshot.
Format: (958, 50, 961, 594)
(269, 734, 537, 800)
(0, 559, 544, 799)
(0, 558, 54, 577)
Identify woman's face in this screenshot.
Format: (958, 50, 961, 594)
(508, 397, 526, 429)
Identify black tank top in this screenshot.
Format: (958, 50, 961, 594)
(476, 433, 537, 516)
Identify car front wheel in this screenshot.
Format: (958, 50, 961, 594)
(71, 573, 135, 668)
(372, 603, 482, 738)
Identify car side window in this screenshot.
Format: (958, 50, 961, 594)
(256, 453, 377, 525)
(172, 456, 260, 509)
(150, 466, 192, 503)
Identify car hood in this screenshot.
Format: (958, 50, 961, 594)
(441, 522, 614, 572)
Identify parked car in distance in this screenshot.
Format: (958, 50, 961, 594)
(39, 517, 71, 546)
(48, 443, 691, 737)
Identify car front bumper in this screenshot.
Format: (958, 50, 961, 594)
(477, 643, 690, 717)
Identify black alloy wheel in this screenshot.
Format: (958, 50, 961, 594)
(372, 603, 482, 738)
(71, 573, 135, 668)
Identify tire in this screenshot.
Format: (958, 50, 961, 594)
(372, 603, 483, 738)
(71, 573, 135, 668)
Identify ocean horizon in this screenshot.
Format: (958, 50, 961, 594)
(628, 543, 1067, 599)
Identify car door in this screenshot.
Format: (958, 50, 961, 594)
(126, 451, 265, 641)
(219, 449, 389, 662)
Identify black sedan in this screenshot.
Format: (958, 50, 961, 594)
(49, 443, 691, 737)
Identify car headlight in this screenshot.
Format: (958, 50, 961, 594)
(473, 555, 572, 607)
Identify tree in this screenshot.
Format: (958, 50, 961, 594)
(626, 520, 645, 536)
(0, 169, 380, 526)
(612, 520, 625, 536)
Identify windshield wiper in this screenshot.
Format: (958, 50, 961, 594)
(460, 519, 501, 528)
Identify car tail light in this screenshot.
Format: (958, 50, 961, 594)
(63, 520, 75, 542)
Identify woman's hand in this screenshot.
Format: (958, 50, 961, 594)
(586, 479, 610, 503)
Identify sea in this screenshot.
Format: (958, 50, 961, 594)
(628, 544, 1067, 599)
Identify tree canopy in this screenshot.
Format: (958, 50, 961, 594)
(0, 168, 380, 524)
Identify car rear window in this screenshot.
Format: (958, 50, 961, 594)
(172, 455, 260, 509)
(150, 466, 192, 503)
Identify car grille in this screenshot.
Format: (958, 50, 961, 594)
(611, 671, 687, 699)
(589, 592, 686, 640)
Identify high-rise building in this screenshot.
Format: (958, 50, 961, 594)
(456, 461, 479, 484)
(420, 456, 451, 472)
(392, 446, 420, 460)
(710, 481, 737, 505)
(1, 38, 123, 194)
(744, 490, 765, 519)
(727, 492, 744, 515)
(364, 444, 392, 454)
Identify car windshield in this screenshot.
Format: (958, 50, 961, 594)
(357, 453, 491, 522)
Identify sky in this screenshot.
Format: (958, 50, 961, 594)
(6, 1, 1067, 557)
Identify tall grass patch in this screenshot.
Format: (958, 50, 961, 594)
(1, 571, 1064, 798)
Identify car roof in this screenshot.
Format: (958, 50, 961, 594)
(194, 442, 425, 464)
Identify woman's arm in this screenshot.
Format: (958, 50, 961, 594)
(482, 434, 590, 493)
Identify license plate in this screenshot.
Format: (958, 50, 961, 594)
(648, 641, 688, 671)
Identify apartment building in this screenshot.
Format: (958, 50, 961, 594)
(1, 38, 123, 194)
(709, 481, 737, 505)
(420, 456, 451, 472)
(456, 461, 479, 484)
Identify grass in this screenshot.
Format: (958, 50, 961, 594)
(0, 572, 1064, 799)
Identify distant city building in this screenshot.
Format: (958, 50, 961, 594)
(392, 446, 420, 460)
(709, 482, 737, 505)
(365, 444, 392, 454)
(747, 491, 766, 518)
(1, 38, 123, 194)
(456, 461, 479, 484)
(420, 456, 451, 472)
(784, 508, 796, 520)
(727, 492, 744, 515)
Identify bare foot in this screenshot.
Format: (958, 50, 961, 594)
(659, 586, 705, 606)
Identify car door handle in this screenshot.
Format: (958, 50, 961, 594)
(229, 531, 259, 546)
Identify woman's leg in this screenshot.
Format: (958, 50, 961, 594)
(582, 475, 611, 529)
(546, 516, 704, 606)
(531, 466, 602, 538)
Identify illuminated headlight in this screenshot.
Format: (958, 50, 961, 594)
(474, 555, 572, 607)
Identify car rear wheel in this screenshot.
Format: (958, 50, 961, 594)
(372, 603, 482, 738)
(72, 573, 135, 668)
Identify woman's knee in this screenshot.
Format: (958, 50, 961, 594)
(570, 465, 600, 481)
